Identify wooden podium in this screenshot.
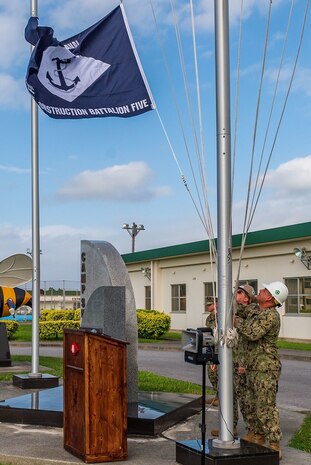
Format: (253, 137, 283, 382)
(63, 329, 128, 463)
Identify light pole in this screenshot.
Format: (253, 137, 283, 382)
(122, 222, 145, 253)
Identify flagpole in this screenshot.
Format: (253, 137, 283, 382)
(213, 0, 239, 448)
(30, 0, 41, 378)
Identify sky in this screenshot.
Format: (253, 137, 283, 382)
(0, 0, 310, 283)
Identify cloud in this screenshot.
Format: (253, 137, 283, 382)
(232, 155, 311, 232)
(0, 222, 110, 281)
(0, 74, 29, 110)
(193, 0, 281, 32)
(266, 63, 311, 97)
(44, 0, 279, 38)
(37, 223, 134, 281)
(0, 3, 28, 71)
(46, 0, 177, 37)
(292, 66, 311, 97)
(47, 0, 119, 35)
(0, 164, 30, 174)
(265, 155, 311, 193)
(58, 161, 172, 201)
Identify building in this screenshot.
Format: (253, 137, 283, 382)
(122, 222, 311, 342)
(39, 294, 80, 310)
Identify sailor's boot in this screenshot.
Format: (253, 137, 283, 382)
(269, 442, 282, 460)
(206, 397, 218, 406)
(211, 427, 238, 438)
(242, 431, 255, 442)
(251, 434, 265, 445)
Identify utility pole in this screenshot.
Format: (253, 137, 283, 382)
(122, 222, 145, 253)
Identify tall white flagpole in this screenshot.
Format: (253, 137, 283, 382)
(30, 0, 41, 378)
(213, 0, 239, 449)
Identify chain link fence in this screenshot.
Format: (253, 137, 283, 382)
(24, 280, 80, 310)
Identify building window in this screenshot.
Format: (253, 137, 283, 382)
(238, 279, 258, 294)
(285, 277, 311, 314)
(171, 284, 186, 312)
(204, 282, 217, 312)
(145, 286, 151, 310)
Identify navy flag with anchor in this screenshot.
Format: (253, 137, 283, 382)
(25, 5, 155, 119)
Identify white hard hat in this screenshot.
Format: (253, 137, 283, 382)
(262, 281, 289, 306)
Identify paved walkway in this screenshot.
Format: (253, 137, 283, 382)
(0, 382, 310, 465)
(0, 343, 310, 465)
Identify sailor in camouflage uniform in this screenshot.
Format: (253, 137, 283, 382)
(235, 281, 288, 460)
(233, 284, 260, 439)
(205, 298, 218, 407)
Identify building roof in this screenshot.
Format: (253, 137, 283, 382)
(122, 222, 311, 264)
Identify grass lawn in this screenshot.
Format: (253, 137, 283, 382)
(277, 340, 311, 351)
(10, 324, 311, 350)
(138, 331, 182, 343)
(0, 355, 64, 381)
(0, 355, 310, 454)
(289, 414, 311, 453)
(10, 323, 33, 342)
(1, 355, 206, 395)
(138, 370, 203, 394)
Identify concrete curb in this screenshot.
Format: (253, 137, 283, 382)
(137, 342, 311, 361)
(9, 340, 311, 361)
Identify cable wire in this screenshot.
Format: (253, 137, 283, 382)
(246, 0, 310, 231)
(149, 0, 209, 232)
(233, 0, 274, 300)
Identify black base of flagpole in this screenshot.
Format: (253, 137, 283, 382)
(176, 439, 279, 465)
(13, 374, 59, 389)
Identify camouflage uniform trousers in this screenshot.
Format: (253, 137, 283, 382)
(233, 367, 262, 433)
(247, 369, 282, 442)
(207, 365, 218, 395)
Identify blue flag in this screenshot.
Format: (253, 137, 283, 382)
(25, 6, 155, 119)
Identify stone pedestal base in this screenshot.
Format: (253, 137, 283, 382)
(176, 439, 279, 465)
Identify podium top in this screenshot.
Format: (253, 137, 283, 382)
(64, 328, 129, 346)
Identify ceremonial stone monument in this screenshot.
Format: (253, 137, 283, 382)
(80, 240, 138, 403)
(0, 245, 203, 435)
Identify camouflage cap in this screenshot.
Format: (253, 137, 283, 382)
(206, 297, 218, 306)
(238, 284, 256, 302)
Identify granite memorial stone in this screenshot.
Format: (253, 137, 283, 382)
(80, 240, 138, 403)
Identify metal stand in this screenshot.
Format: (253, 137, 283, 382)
(199, 362, 207, 465)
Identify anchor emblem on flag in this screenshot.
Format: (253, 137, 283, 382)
(46, 57, 80, 92)
(37, 45, 111, 102)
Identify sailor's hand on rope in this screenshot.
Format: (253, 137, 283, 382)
(213, 328, 219, 345)
(225, 328, 239, 348)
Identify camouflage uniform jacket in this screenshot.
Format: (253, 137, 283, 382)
(205, 311, 218, 355)
(235, 306, 281, 372)
(205, 311, 217, 330)
(233, 302, 259, 367)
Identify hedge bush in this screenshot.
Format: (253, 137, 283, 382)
(39, 309, 80, 339)
(39, 320, 80, 340)
(0, 320, 19, 339)
(137, 309, 171, 339)
(40, 309, 80, 321)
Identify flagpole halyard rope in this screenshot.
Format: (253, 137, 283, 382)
(245, 0, 295, 231)
(149, 0, 211, 234)
(155, 108, 211, 234)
